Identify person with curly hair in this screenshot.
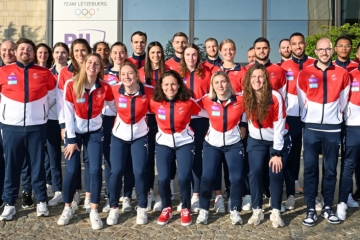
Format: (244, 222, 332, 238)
(243, 64, 291, 228)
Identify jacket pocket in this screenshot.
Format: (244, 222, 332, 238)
(43, 104, 46, 120)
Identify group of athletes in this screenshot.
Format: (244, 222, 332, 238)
(0, 29, 359, 230)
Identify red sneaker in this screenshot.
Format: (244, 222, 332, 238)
(157, 207, 172, 225)
(180, 208, 192, 226)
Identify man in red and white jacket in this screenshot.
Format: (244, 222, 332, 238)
(297, 38, 350, 227)
(0, 38, 56, 221)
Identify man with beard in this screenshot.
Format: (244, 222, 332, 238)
(166, 32, 188, 72)
(279, 39, 291, 63)
(247, 47, 255, 64)
(127, 31, 147, 69)
(203, 38, 222, 73)
(298, 38, 350, 227)
(245, 37, 287, 99)
(0, 38, 56, 221)
(280, 32, 315, 211)
(332, 36, 357, 72)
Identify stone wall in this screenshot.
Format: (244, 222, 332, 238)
(0, 0, 46, 44)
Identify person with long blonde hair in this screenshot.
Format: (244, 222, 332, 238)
(243, 64, 291, 228)
(196, 71, 246, 225)
(57, 53, 116, 230)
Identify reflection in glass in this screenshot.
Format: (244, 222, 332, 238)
(123, 0, 189, 20)
(195, 21, 262, 63)
(267, 0, 308, 20)
(195, 0, 262, 20)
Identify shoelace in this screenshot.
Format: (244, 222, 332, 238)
(182, 209, 190, 216)
(161, 208, 170, 216)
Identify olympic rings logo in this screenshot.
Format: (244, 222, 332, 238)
(74, 8, 96, 19)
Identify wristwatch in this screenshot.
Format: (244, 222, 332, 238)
(271, 151, 282, 157)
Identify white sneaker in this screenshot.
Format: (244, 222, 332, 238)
(170, 180, 174, 200)
(119, 196, 124, 202)
(57, 207, 73, 225)
(36, 202, 49, 217)
(102, 199, 110, 213)
(122, 197, 132, 212)
(214, 195, 225, 213)
(315, 197, 323, 211)
(46, 184, 54, 198)
(191, 196, 200, 213)
(90, 210, 103, 230)
(131, 188, 137, 200)
(196, 209, 209, 224)
(145, 194, 153, 212)
(336, 202, 347, 221)
(347, 194, 359, 208)
(48, 192, 63, 207)
(71, 201, 78, 212)
(247, 208, 264, 226)
(74, 191, 80, 205)
(153, 196, 162, 212)
(0, 205, 16, 221)
(270, 208, 285, 228)
(136, 207, 148, 224)
(83, 198, 91, 213)
(106, 207, 119, 225)
(177, 202, 182, 212)
(295, 180, 303, 194)
(228, 199, 231, 213)
(284, 195, 295, 210)
(230, 208, 243, 225)
(268, 197, 285, 212)
(242, 195, 252, 211)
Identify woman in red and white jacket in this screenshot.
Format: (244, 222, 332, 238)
(195, 71, 246, 225)
(149, 70, 205, 227)
(57, 39, 92, 207)
(139, 41, 170, 211)
(179, 43, 211, 212)
(101, 41, 128, 212)
(106, 62, 154, 226)
(57, 53, 116, 230)
(243, 64, 291, 228)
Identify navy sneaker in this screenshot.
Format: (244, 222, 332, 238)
(303, 209, 317, 227)
(321, 206, 340, 224)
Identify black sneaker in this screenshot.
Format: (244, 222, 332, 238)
(321, 206, 340, 224)
(22, 191, 34, 209)
(263, 188, 271, 199)
(303, 209, 318, 227)
(0, 199, 4, 208)
(352, 189, 360, 201)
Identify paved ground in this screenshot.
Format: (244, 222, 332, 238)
(0, 156, 359, 240)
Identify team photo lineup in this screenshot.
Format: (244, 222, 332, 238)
(0, 29, 359, 230)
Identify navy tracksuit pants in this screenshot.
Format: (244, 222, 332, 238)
(339, 126, 360, 203)
(63, 130, 103, 204)
(109, 135, 148, 208)
(284, 116, 302, 197)
(199, 141, 244, 211)
(44, 120, 62, 192)
(146, 114, 157, 191)
(156, 142, 194, 210)
(303, 123, 341, 210)
(247, 134, 291, 210)
(102, 115, 115, 197)
(189, 118, 209, 194)
(2, 125, 48, 205)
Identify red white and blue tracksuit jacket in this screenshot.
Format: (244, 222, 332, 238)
(63, 78, 116, 143)
(197, 94, 246, 147)
(111, 82, 154, 141)
(297, 61, 350, 125)
(0, 61, 56, 131)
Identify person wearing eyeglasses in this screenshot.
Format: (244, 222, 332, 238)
(297, 38, 350, 227)
(333, 36, 357, 72)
